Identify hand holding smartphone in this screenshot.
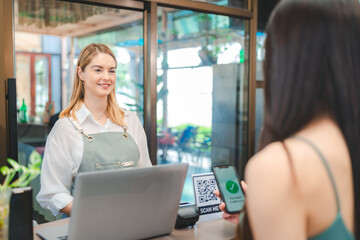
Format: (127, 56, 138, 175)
(212, 164, 245, 214)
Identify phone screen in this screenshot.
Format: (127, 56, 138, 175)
(213, 165, 245, 213)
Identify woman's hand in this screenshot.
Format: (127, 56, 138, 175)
(214, 180, 247, 225)
(60, 201, 73, 216)
(240, 180, 247, 193)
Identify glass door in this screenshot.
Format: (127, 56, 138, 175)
(156, 8, 251, 203)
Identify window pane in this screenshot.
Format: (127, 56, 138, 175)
(157, 8, 250, 203)
(16, 54, 31, 114)
(256, 32, 266, 81)
(255, 32, 266, 152)
(255, 88, 264, 152)
(35, 56, 49, 115)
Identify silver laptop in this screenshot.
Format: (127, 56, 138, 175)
(37, 163, 188, 240)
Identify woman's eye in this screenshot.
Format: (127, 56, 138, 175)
(94, 69, 101, 72)
(110, 70, 116, 74)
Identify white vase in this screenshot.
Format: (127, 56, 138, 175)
(0, 188, 12, 240)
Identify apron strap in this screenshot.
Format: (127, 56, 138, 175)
(67, 117, 95, 142)
(67, 116, 129, 141)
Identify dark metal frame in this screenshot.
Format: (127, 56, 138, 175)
(6, 78, 18, 162)
(248, 0, 258, 160)
(143, 1, 159, 164)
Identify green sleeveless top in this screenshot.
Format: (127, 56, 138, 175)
(294, 136, 354, 240)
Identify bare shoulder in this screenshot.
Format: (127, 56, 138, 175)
(245, 138, 318, 193)
(245, 141, 292, 184)
(244, 141, 297, 205)
(245, 141, 306, 239)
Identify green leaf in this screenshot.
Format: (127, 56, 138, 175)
(1, 156, 42, 188)
(29, 151, 42, 168)
(0, 166, 11, 175)
(7, 158, 21, 171)
(21, 165, 28, 173)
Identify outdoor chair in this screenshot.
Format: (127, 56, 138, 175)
(174, 126, 199, 162)
(158, 128, 176, 161)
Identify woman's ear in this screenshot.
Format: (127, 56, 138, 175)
(77, 66, 84, 80)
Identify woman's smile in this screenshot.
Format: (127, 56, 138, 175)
(98, 83, 111, 89)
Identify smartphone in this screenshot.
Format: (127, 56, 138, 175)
(212, 164, 245, 214)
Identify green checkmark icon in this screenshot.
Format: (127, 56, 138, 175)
(225, 180, 239, 194)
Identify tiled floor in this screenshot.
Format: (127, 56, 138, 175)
(157, 149, 212, 203)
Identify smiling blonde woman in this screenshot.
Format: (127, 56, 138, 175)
(37, 43, 152, 217)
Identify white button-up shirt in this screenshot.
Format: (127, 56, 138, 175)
(36, 104, 152, 216)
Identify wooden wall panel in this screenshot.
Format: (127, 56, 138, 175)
(0, 0, 15, 173)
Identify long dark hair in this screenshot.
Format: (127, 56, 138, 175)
(241, 0, 360, 238)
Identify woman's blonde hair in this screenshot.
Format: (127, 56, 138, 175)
(59, 43, 126, 127)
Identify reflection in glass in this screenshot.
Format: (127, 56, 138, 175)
(15, 54, 31, 116)
(35, 56, 49, 115)
(15, 53, 51, 120)
(157, 8, 250, 203)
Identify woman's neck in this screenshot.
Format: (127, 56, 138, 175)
(83, 96, 108, 120)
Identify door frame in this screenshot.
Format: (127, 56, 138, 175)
(0, 0, 15, 173)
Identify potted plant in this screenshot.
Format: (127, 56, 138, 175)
(197, 13, 231, 66)
(0, 152, 41, 240)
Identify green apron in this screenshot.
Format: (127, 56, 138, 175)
(68, 116, 140, 173)
(61, 116, 140, 218)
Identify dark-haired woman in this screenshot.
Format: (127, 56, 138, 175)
(219, 0, 359, 239)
